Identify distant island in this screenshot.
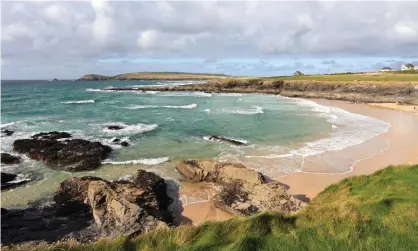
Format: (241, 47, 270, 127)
(78, 72, 229, 81)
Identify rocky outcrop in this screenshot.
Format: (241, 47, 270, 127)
(205, 136, 247, 146)
(176, 160, 306, 216)
(13, 134, 111, 171)
(1, 170, 173, 245)
(54, 170, 173, 237)
(112, 138, 129, 147)
(1, 129, 14, 136)
(1, 153, 20, 164)
(31, 131, 72, 140)
(1, 173, 31, 190)
(107, 125, 124, 130)
(176, 159, 265, 185)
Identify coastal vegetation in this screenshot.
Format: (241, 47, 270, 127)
(78, 72, 229, 81)
(8, 164, 418, 251)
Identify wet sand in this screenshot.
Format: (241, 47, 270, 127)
(277, 99, 418, 198)
(180, 100, 418, 224)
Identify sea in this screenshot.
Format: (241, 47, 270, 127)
(1, 80, 391, 208)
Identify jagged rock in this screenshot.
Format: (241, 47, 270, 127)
(1, 153, 20, 164)
(176, 159, 306, 216)
(206, 136, 246, 146)
(1, 172, 31, 190)
(107, 125, 123, 130)
(176, 159, 265, 185)
(31, 131, 72, 140)
(1, 129, 14, 136)
(1, 173, 16, 184)
(54, 170, 173, 237)
(111, 138, 129, 147)
(13, 135, 111, 172)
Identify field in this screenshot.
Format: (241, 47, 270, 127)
(11, 165, 418, 251)
(266, 71, 418, 83)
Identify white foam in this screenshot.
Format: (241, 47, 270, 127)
(103, 157, 169, 165)
(6, 173, 32, 184)
(216, 93, 242, 97)
(126, 103, 197, 110)
(203, 136, 248, 145)
(0, 122, 17, 129)
(202, 108, 211, 113)
(61, 99, 95, 104)
(158, 92, 212, 97)
(102, 122, 158, 135)
(289, 98, 390, 157)
(222, 106, 264, 115)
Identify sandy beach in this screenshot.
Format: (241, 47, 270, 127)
(180, 99, 418, 225)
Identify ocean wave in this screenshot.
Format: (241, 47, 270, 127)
(0, 122, 17, 129)
(222, 106, 264, 115)
(158, 92, 212, 97)
(126, 103, 197, 110)
(102, 122, 158, 135)
(289, 98, 390, 157)
(216, 93, 243, 97)
(103, 157, 169, 165)
(61, 99, 95, 104)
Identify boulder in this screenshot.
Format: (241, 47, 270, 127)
(214, 181, 306, 216)
(31, 131, 72, 140)
(176, 159, 306, 216)
(53, 169, 173, 238)
(121, 141, 129, 147)
(1, 129, 14, 136)
(176, 159, 265, 185)
(206, 136, 246, 146)
(13, 135, 112, 172)
(1, 153, 20, 164)
(111, 138, 129, 147)
(1, 172, 31, 191)
(107, 125, 124, 130)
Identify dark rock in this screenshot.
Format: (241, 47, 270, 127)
(2, 129, 14, 136)
(112, 138, 121, 143)
(31, 131, 72, 140)
(1, 153, 21, 165)
(206, 135, 246, 146)
(121, 141, 129, 147)
(1, 173, 31, 190)
(111, 138, 129, 147)
(1, 172, 16, 183)
(13, 135, 111, 172)
(107, 125, 124, 130)
(176, 159, 306, 216)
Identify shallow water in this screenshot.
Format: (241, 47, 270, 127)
(1, 80, 390, 208)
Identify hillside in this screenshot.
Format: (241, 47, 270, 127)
(78, 72, 229, 81)
(9, 165, 418, 251)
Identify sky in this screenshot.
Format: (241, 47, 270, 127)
(1, 0, 418, 80)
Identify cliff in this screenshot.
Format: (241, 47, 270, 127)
(107, 78, 418, 105)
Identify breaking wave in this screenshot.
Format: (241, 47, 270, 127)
(126, 103, 197, 110)
(223, 106, 264, 115)
(103, 157, 169, 165)
(102, 122, 158, 135)
(62, 100, 95, 104)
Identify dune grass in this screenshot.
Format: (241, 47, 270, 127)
(8, 165, 418, 251)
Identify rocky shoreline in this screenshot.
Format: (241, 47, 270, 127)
(1, 131, 305, 247)
(102, 78, 418, 105)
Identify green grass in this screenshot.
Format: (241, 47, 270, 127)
(266, 72, 418, 82)
(10, 165, 418, 251)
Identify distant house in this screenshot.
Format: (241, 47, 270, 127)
(293, 71, 304, 76)
(401, 63, 415, 71)
(380, 66, 392, 72)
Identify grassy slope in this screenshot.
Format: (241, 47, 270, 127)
(20, 165, 418, 251)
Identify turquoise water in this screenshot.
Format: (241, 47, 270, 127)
(1, 80, 390, 207)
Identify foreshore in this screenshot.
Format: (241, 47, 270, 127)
(180, 98, 418, 225)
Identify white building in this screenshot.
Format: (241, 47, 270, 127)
(401, 63, 415, 71)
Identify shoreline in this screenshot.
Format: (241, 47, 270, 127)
(180, 98, 418, 225)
